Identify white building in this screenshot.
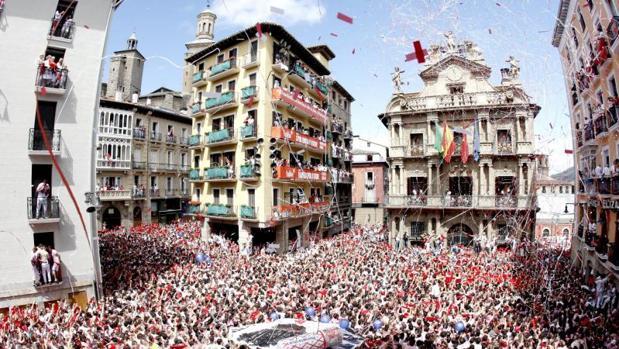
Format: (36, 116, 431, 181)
(0, 0, 118, 308)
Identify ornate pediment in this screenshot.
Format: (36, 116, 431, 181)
(420, 55, 491, 80)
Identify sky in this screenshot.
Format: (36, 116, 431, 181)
(105, 0, 573, 174)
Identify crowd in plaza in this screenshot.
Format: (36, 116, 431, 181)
(1, 221, 618, 348)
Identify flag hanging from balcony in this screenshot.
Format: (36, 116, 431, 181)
(473, 118, 480, 162)
(442, 122, 456, 163)
(461, 133, 469, 164)
(434, 121, 443, 154)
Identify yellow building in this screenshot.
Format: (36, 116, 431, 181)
(185, 23, 354, 253)
(552, 0, 619, 277)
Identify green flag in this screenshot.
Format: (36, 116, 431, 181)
(434, 121, 443, 154)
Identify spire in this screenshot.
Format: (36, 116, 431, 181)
(127, 32, 138, 50)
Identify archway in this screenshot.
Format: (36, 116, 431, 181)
(102, 206, 121, 229)
(447, 223, 474, 246)
(133, 206, 142, 226)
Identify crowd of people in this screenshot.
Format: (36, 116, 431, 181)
(36, 54, 69, 89)
(2, 221, 618, 348)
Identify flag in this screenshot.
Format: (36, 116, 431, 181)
(460, 133, 469, 163)
(565, 149, 574, 154)
(442, 122, 455, 163)
(473, 118, 480, 162)
(434, 121, 443, 154)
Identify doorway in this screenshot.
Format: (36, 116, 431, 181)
(102, 206, 121, 229)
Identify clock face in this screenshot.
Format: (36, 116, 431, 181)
(446, 66, 463, 82)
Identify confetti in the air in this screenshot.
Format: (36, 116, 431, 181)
(337, 12, 353, 24)
(564, 149, 574, 154)
(352, 48, 356, 54)
(330, 32, 339, 37)
(270, 6, 284, 15)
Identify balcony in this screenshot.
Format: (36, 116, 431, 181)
(188, 135, 202, 149)
(150, 132, 162, 142)
(596, 177, 611, 195)
(166, 134, 177, 144)
(207, 58, 239, 81)
(516, 141, 533, 155)
(607, 16, 619, 46)
(205, 91, 237, 113)
(27, 196, 60, 224)
(161, 163, 179, 172)
(496, 142, 513, 154)
(133, 127, 146, 140)
(385, 195, 428, 207)
(187, 205, 203, 215)
(401, 91, 527, 112)
(35, 66, 69, 96)
(242, 53, 259, 68)
(97, 159, 131, 169)
(594, 116, 608, 136)
(241, 85, 259, 102)
(189, 168, 203, 182)
(179, 136, 190, 146)
(612, 176, 619, 195)
(240, 205, 257, 219)
(204, 166, 235, 182)
(205, 204, 236, 219)
(584, 124, 595, 142)
(192, 71, 207, 87)
(271, 202, 329, 220)
(240, 124, 257, 140)
(132, 188, 145, 199)
(273, 166, 329, 182)
(330, 168, 352, 184)
(28, 128, 61, 156)
(272, 88, 328, 126)
(240, 164, 260, 181)
(288, 63, 311, 89)
(132, 161, 146, 170)
(495, 195, 517, 208)
(48, 17, 74, 42)
(99, 190, 132, 201)
(192, 102, 205, 116)
(206, 128, 236, 146)
(150, 189, 162, 198)
(271, 127, 327, 153)
(331, 122, 344, 134)
(409, 144, 425, 157)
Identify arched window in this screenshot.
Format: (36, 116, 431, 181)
(562, 228, 570, 236)
(542, 228, 550, 237)
(207, 23, 211, 34)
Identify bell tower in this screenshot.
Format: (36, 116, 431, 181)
(183, 1, 217, 97)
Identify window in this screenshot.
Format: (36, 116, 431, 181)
(224, 115, 234, 129)
(250, 40, 258, 60)
(609, 76, 618, 98)
(216, 54, 224, 63)
(152, 121, 159, 134)
(196, 188, 201, 200)
(542, 186, 546, 193)
(210, 153, 221, 166)
(572, 27, 579, 47)
(215, 84, 223, 93)
(603, 147, 610, 167)
(135, 118, 142, 127)
(249, 73, 257, 86)
(226, 189, 234, 205)
(213, 189, 220, 204)
(449, 85, 464, 94)
(212, 118, 221, 131)
(166, 177, 172, 190)
(563, 228, 570, 236)
(559, 186, 563, 193)
(367, 154, 373, 161)
(228, 80, 236, 91)
(542, 228, 550, 237)
(198, 63, 204, 71)
(411, 222, 425, 237)
(367, 172, 374, 181)
(228, 48, 237, 59)
(196, 122, 202, 134)
(577, 9, 586, 31)
(134, 175, 139, 185)
(193, 155, 200, 168)
(248, 189, 255, 207)
(273, 188, 279, 206)
(181, 153, 187, 167)
(150, 176, 156, 187)
(167, 125, 174, 135)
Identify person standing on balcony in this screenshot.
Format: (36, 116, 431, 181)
(37, 245, 51, 284)
(31, 247, 41, 286)
(51, 248, 61, 283)
(35, 179, 50, 219)
(61, 17, 73, 39)
(51, 10, 63, 36)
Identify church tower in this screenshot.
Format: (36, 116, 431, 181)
(182, 3, 217, 97)
(106, 32, 145, 102)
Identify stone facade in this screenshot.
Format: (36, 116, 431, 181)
(381, 36, 539, 246)
(105, 33, 145, 102)
(352, 151, 388, 225)
(552, 0, 619, 278)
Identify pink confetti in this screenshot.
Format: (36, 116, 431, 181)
(336, 12, 353, 24)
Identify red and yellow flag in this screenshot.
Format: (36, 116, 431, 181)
(442, 122, 456, 163)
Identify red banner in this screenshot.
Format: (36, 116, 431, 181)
(271, 127, 327, 152)
(275, 166, 328, 182)
(272, 88, 327, 125)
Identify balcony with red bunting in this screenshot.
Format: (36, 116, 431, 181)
(271, 88, 328, 126)
(271, 127, 327, 154)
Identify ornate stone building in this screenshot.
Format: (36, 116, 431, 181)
(380, 36, 539, 246)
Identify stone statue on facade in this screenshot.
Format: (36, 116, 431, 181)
(391, 67, 405, 94)
(505, 55, 520, 80)
(464, 40, 483, 61)
(444, 31, 457, 53)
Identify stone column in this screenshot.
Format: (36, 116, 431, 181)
(427, 121, 433, 149)
(488, 163, 495, 195)
(518, 163, 524, 196)
(479, 163, 486, 195)
(427, 164, 433, 195)
(276, 220, 289, 254)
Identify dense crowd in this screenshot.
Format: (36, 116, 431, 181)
(1, 221, 618, 348)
